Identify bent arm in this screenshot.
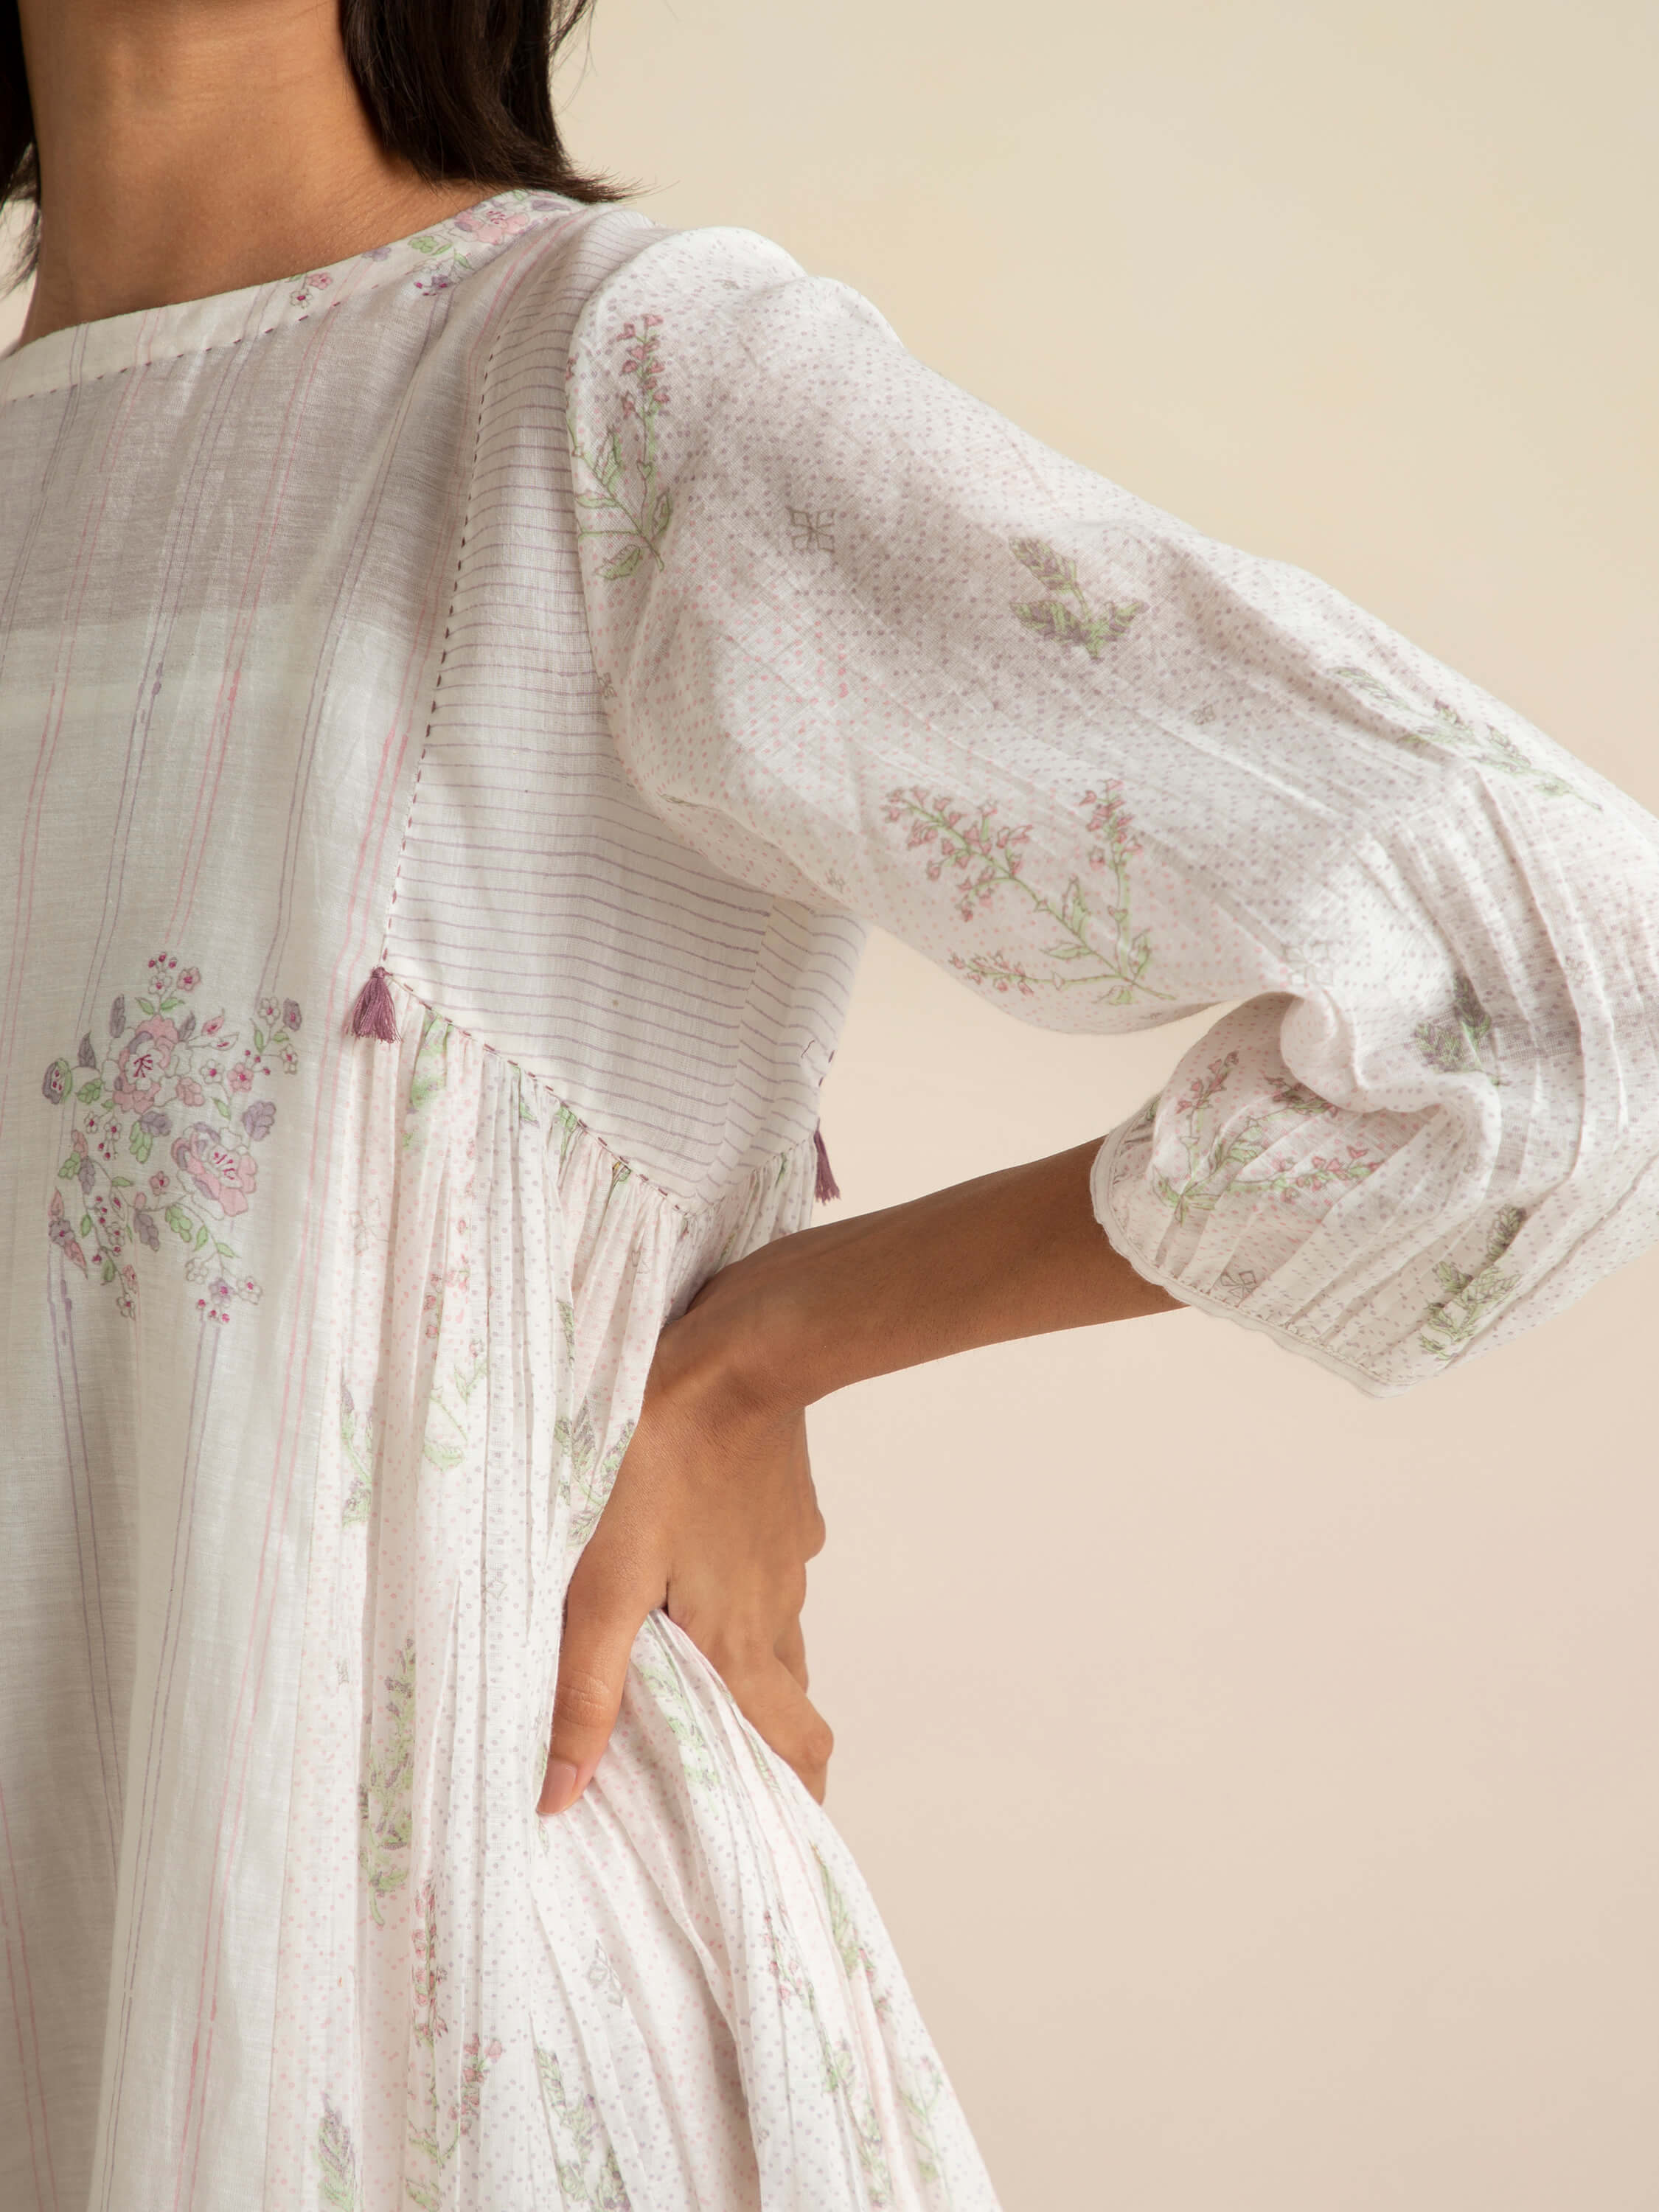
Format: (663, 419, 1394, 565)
(545, 209, 1659, 1815)
(540, 1138, 1179, 1819)
(661, 1138, 1183, 1419)
(567, 221, 1659, 1400)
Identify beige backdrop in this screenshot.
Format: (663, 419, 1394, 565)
(6, 3, 1657, 2204)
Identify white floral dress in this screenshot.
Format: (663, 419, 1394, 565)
(2, 188, 1656, 2212)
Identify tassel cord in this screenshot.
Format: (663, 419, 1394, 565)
(348, 964, 400, 1043)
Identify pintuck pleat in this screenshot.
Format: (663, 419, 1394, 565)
(263, 977, 997, 2211)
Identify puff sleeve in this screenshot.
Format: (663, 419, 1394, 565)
(565, 221, 1659, 1397)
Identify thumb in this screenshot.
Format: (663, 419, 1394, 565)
(539, 1544, 655, 1816)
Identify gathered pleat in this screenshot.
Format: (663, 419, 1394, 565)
(262, 978, 997, 2211)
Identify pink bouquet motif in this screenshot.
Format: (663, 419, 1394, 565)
(172, 1123, 260, 1217)
(41, 953, 299, 1321)
(111, 1014, 179, 1111)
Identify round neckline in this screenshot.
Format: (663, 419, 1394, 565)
(0, 185, 592, 408)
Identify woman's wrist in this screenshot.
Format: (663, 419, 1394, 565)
(658, 1137, 1184, 1422)
(649, 1274, 815, 1428)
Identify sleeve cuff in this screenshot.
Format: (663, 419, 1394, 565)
(1089, 1115, 1402, 1399)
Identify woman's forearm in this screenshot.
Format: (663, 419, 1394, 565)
(666, 1138, 1186, 1417)
(540, 1138, 1186, 1816)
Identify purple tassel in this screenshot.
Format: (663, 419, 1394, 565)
(813, 1124, 840, 1205)
(348, 964, 400, 1043)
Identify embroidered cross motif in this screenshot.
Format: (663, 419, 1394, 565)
(788, 507, 836, 553)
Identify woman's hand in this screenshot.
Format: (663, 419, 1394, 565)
(539, 1138, 1183, 1818)
(538, 1256, 835, 1815)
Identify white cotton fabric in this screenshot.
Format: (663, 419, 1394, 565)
(1, 187, 1656, 2212)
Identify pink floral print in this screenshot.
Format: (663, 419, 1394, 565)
(566, 313, 673, 580)
(405, 1877, 502, 2208)
(111, 1014, 179, 1111)
(406, 189, 573, 298)
(1150, 1050, 1386, 1225)
(41, 952, 299, 1320)
(883, 780, 1169, 1004)
(172, 1121, 260, 1216)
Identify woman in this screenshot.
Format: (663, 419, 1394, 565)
(3, 2, 1655, 2208)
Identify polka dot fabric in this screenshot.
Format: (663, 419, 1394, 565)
(6, 184, 1659, 2212)
(568, 222, 1659, 1399)
(265, 981, 992, 2209)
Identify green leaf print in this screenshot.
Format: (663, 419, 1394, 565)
(568, 313, 675, 580)
(554, 1102, 584, 1167)
(420, 1430, 465, 1475)
(1413, 970, 1503, 1089)
(402, 1011, 452, 1147)
(1150, 1054, 1385, 1225)
(414, 1323, 485, 1478)
(1332, 664, 1596, 806)
(816, 1851, 880, 1995)
(885, 782, 1170, 1006)
(1418, 1204, 1528, 1362)
(534, 2046, 633, 2210)
(340, 1383, 377, 1527)
(315, 2094, 360, 2212)
(813, 1849, 956, 2194)
(896, 2056, 953, 2196)
(404, 1879, 501, 2199)
(555, 1402, 636, 1549)
(636, 1642, 722, 1792)
(762, 1906, 894, 2206)
(1009, 535, 1145, 661)
(358, 1635, 414, 1924)
(451, 1347, 488, 1404)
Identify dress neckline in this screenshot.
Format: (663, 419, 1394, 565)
(0, 186, 590, 408)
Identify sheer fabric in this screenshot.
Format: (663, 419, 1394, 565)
(2, 188, 1656, 2212)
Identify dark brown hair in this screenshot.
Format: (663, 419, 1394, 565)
(0, 0, 636, 288)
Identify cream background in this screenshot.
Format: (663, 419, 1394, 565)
(4, 2, 1655, 2203)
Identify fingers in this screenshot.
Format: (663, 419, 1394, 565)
(540, 1542, 658, 1817)
(802, 1498, 827, 1561)
(717, 1645, 835, 1804)
(775, 1613, 809, 1692)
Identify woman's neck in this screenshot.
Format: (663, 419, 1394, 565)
(14, 0, 490, 348)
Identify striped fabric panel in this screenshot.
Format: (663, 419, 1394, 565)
(383, 211, 866, 1207)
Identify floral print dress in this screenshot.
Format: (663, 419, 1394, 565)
(2, 188, 1658, 2212)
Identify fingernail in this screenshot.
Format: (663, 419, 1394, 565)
(539, 1759, 580, 1817)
